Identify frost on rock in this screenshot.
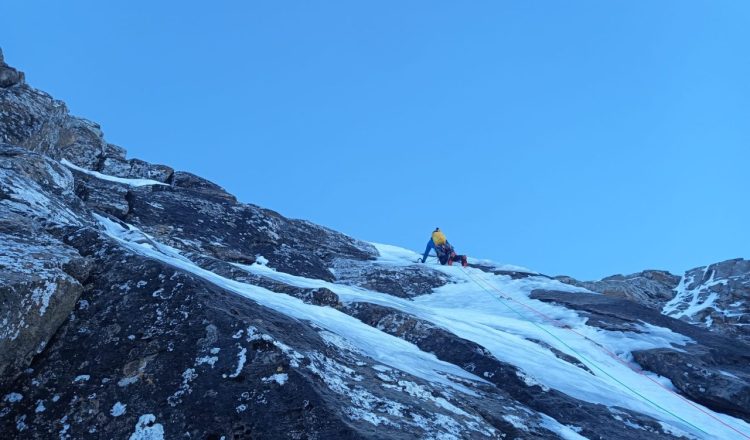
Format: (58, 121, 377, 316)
(111, 402, 127, 417)
(502, 414, 529, 432)
(3, 392, 22, 403)
(226, 347, 246, 378)
(16, 414, 27, 432)
(261, 373, 288, 385)
(118, 376, 140, 387)
(195, 356, 219, 368)
(128, 414, 164, 440)
(167, 368, 197, 407)
(30, 281, 58, 316)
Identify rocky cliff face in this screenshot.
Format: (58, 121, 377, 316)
(1, 49, 749, 439)
(558, 259, 750, 345)
(663, 259, 750, 343)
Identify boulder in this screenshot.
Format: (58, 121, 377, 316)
(0, 231, 90, 379)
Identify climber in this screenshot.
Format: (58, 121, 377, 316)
(421, 228, 468, 267)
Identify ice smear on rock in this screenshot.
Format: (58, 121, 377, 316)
(111, 402, 127, 417)
(128, 414, 164, 440)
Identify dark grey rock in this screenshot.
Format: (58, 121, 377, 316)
(172, 171, 236, 202)
(190, 254, 342, 308)
(0, 48, 25, 88)
(0, 84, 106, 169)
(120, 184, 376, 282)
(70, 167, 130, 218)
(0, 231, 88, 380)
(663, 259, 750, 343)
(0, 145, 93, 380)
(332, 260, 450, 298)
(469, 263, 546, 279)
(633, 348, 750, 422)
(531, 289, 750, 421)
(556, 270, 680, 310)
(560, 259, 750, 344)
(0, 144, 90, 226)
(100, 157, 173, 182)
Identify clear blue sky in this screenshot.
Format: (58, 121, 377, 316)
(3, 1, 748, 279)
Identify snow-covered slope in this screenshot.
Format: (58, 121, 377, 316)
(2, 48, 749, 439)
(95, 214, 749, 439)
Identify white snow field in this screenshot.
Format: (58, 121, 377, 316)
(96, 216, 749, 440)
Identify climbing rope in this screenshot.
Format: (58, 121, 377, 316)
(459, 266, 750, 439)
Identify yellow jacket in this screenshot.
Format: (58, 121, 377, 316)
(432, 230, 447, 246)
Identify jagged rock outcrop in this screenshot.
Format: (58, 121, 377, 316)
(556, 270, 680, 310)
(0, 145, 93, 380)
(663, 258, 750, 343)
(559, 259, 750, 344)
(0, 57, 170, 180)
(0, 49, 24, 88)
(171, 171, 236, 202)
(99, 156, 174, 183)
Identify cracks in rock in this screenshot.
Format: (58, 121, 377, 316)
(93, 151, 107, 173)
(123, 189, 136, 220)
(165, 170, 176, 186)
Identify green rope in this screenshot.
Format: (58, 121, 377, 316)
(462, 269, 712, 437)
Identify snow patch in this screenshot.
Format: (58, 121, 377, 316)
(61, 159, 167, 187)
(262, 373, 288, 385)
(111, 402, 127, 417)
(227, 347, 247, 378)
(196, 356, 219, 368)
(539, 414, 589, 440)
(3, 392, 22, 403)
(30, 281, 57, 316)
(129, 414, 164, 440)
